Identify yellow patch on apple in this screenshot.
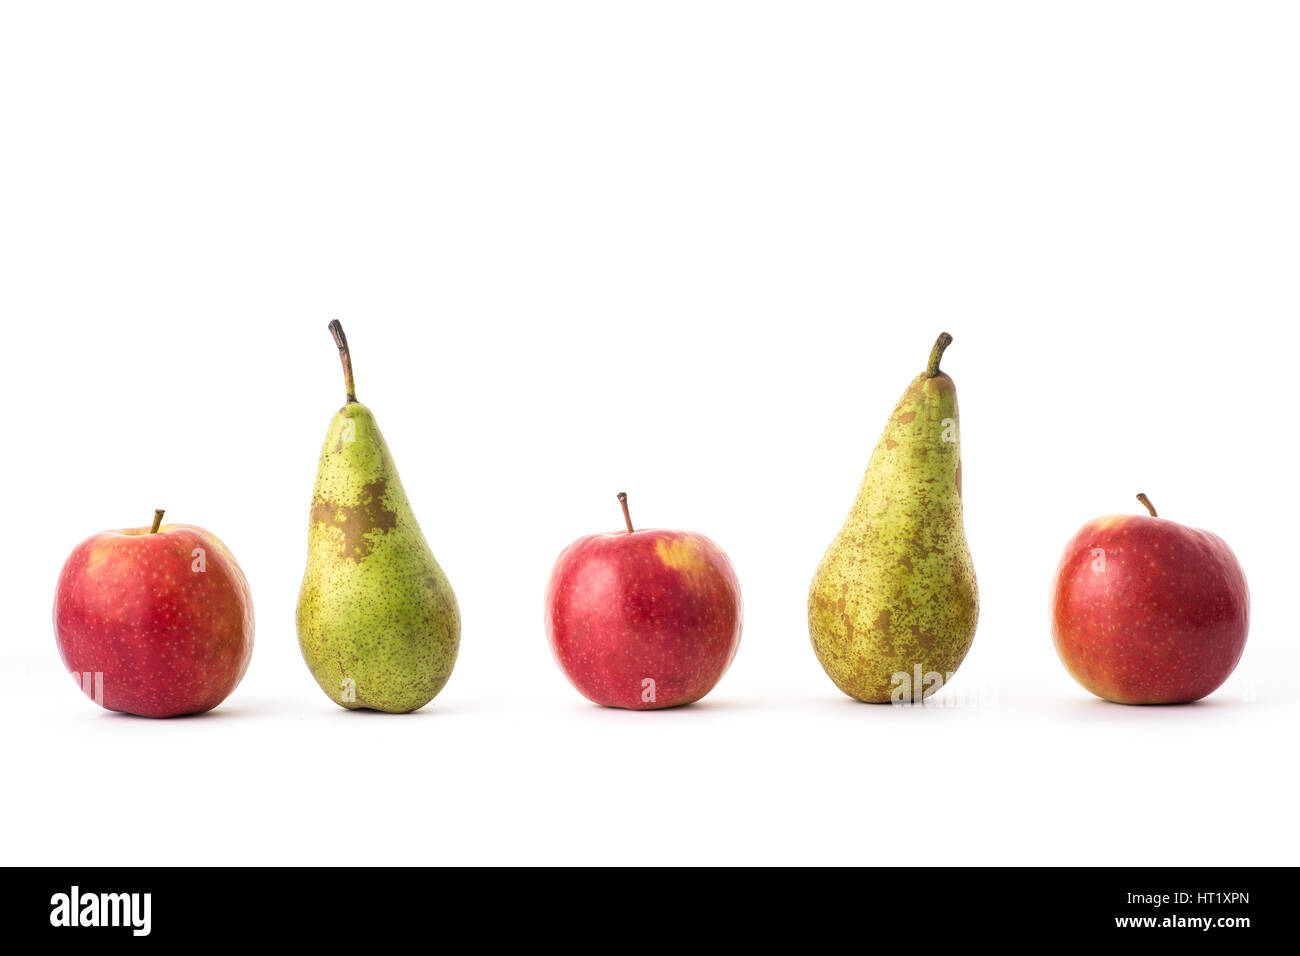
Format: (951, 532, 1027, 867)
(656, 538, 705, 574)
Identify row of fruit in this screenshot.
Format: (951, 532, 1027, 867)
(52, 325, 1250, 717)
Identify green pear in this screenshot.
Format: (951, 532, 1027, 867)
(808, 332, 977, 703)
(296, 321, 460, 713)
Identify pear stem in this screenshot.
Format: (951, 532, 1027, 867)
(329, 320, 357, 404)
(926, 332, 954, 377)
(150, 509, 165, 534)
(1136, 493, 1157, 517)
(617, 492, 634, 533)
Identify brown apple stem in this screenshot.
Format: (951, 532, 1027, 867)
(926, 332, 953, 378)
(1136, 493, 1157, 517)
(617, 492, 634, 533)
(150, 509, 165, 534)
(329, 320, 357, 404)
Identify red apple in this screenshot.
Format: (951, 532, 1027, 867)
(544, 493, 743, 709)
(53, 510, 254, 717)
(1050, 494, 1248, 704)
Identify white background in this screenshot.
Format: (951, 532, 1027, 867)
(2, 2, 1296, 866)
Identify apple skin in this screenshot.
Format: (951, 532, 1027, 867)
(1050, 512, 1248, 704)
(545, 528, 743, 710)
(53, 523, 255, 718)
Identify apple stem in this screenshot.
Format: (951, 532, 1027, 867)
(329, 320, 357, 404)
(1136, 493, 1157, 517)
(926, 332, 953, 378)
(150, 509, 165, 534)
(617, 492, 634, 533)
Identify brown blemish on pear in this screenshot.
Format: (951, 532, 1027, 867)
(309, 478, 399, 562)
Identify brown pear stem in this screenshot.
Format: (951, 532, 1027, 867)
(926, 332, 953, 377)
(329, 320, 357, 404)
(150, 509, 165, 534)
(617, 492, 634, 533)
(1136, 493, 1157, 517)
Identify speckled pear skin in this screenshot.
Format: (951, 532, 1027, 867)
(296, 341, 460, 713)
(808, 333, 978, 703)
